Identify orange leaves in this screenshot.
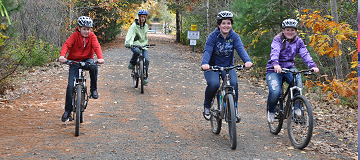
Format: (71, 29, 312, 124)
(300, 9, 357, 59)
(311, 76, 358, 105)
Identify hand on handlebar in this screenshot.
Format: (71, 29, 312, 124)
(97, 59, 104, 64)
(201, 64, 210, 71)
(58, 56, 67, 63)
(274, 65, 282, 73)
(311, 67, 319, 73)
(245, 62, 253, 68)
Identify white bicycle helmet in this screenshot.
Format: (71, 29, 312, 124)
(78, 16, 93, 27)
(217, 11, 233, 19)
(282, 19, 298, 29)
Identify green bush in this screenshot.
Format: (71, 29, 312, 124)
(4, 36, 60, 68)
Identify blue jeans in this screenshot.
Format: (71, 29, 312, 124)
(266, 68, 302, 113)
(130, 47, 149, 80)
(65, 58, 98, 112)
(203, 69, 238, 108)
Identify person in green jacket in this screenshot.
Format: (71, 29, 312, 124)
(125, 9, 150, 84)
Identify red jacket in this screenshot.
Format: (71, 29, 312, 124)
(60, 27, 103, 61)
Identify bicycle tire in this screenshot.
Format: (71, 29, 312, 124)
(133, 67, 139, 88)
(287, 95, 313, 149)
(210, 91, 222, 134)
(75, 85, 82, 137)
(226, 94, 237, 150)
(139, 60, 144, 94)
(268, 99, 284, 135)
(80, 91, 85, 123)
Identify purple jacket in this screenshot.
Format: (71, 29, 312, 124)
(266, 34, 317, 73)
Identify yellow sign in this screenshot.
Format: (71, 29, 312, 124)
(191, 25, 197, 31)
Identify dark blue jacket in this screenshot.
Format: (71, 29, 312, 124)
(201, 28, 251, 67)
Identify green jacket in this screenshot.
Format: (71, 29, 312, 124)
(125, 19, 148, 50)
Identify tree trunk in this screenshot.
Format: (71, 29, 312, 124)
(330, 0, 344, 79)
(176, 9, 180, 42)
(206, 0, 210, 35)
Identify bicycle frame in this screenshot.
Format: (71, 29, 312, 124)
(218, 71, 236, 120)
(208, 65, 246, 120)
(279, 69, 311, 119)
(130, 44, 155, 93)
(72, 66, 88, 112)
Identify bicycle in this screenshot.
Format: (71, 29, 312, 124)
(60, 60, 98, 136)
(130, 44, 155, 94)
(207, 64, 248, 150)
(268, 68, 314, 149)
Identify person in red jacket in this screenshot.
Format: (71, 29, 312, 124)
(58, 16, 104, 122)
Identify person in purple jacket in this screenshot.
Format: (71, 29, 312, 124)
(266, 19, 319, 123)
(201, 11, 253, 122)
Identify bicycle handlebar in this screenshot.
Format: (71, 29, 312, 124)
(203, 65, 249, 71)
(279, 68, 314, 75)
(56, 59, 98, 67)
(270, 66, 314, 75)
(131, 44, 156, 49)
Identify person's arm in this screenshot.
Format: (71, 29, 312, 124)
(90, 33, 104, 64)
(297, 39, 318, 73)
(233, 35, 252, 68)
(201, 34, 216, 70)
(59, 33, 77, 63)
(270, 37, 282, 73)
(125, 24, 136, 48)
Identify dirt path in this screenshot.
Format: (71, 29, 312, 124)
(0, 34, 357, 159)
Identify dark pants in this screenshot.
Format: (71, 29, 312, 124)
(64, 58, 98, 112)
(203, 69, 239, 109)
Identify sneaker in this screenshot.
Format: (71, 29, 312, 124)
(235, 108, 241, 123)
(90, 90, 99, 99)
(295, 108, 302, 116)
(203, 107, 211, 120)
(128, 63, 134, 69)
(144, 80, 149, 85)
(267, 111, 275, 123)
(61, 111, 71, 122)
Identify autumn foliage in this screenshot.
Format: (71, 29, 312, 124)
(300, 9, 358, 107)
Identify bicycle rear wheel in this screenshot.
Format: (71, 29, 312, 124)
(139, 60, 144, 94)
(287, 95, 313, 149)
(226, 94, 237, 150)
(75, 85, 82, 137)
(268, 99, 284, 134)
(210, 91, 222, 134)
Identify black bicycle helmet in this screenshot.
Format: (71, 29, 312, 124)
(78, 16, 93, 27)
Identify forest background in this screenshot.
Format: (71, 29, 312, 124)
(0, 0, 358, 108)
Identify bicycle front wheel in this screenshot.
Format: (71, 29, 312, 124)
(139, 60, 144, 94)
(268, 99, 284, 134)
(287, 95, 313, 149)
(226, 94, 237, 150)
(75, 85, 82, 137)
(80, 91, 85, 123)
(210, 91, 222, 134)
(133, 67, 139, 88)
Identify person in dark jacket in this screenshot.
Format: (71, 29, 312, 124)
(266, 19, 319, 123)
(201, 11, 253, 122)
